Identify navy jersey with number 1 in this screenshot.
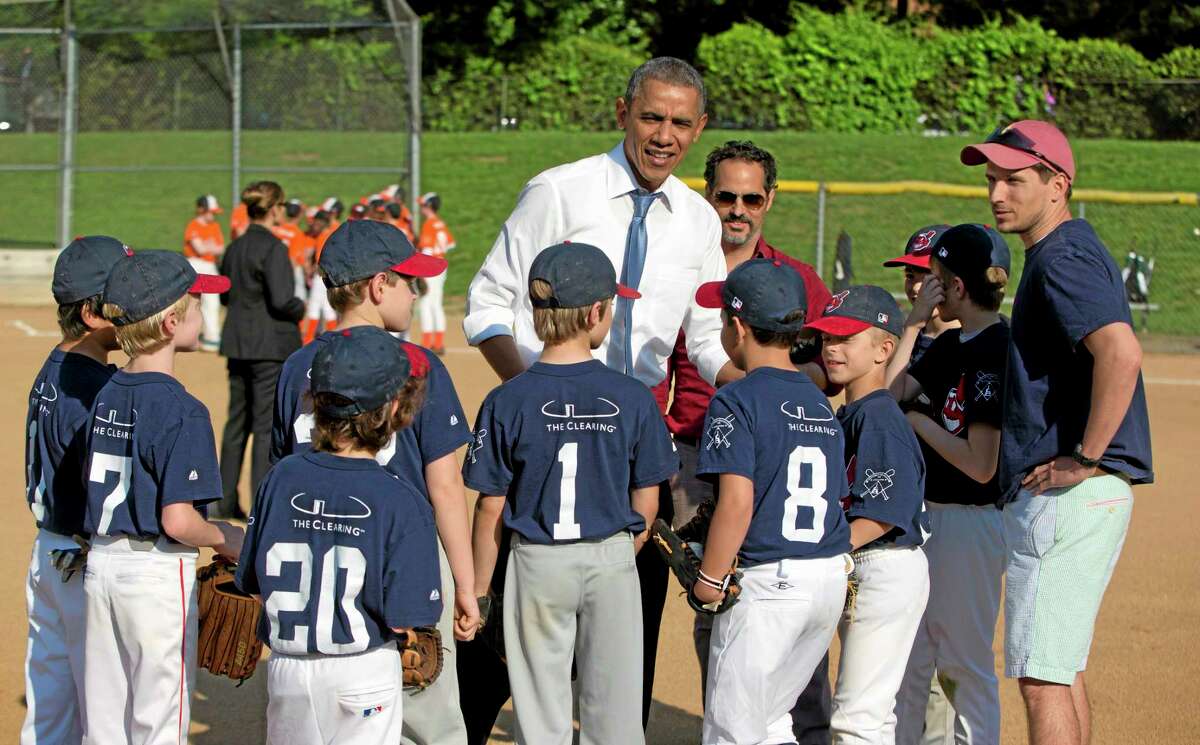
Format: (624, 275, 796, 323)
(695, 367, 852, 565)
(83, 371, 222, 539)
(236, 451, 441, 655)
(462, 360, 678, 543)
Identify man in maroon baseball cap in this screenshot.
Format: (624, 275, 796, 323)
(961, 121, 1152, 745)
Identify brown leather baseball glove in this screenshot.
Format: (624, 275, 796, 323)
(195, 557, 264, 683)
(398, 626, 444, 691)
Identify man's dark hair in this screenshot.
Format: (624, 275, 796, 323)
(57, 294, 103, 340)
(1033, 163, 1073, 200)
(625, 57, 706, 114)
(704, 140, 778, 194)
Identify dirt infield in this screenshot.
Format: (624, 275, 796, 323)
(1, 305, 1196, 744)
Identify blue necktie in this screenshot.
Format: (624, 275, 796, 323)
(614, 190, 658, 375)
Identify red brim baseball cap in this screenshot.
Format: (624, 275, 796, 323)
(882, 254, 931, 269)
(617, 283, 641, 300)
(802, 316, 872, 336)
(393, 253, 447, 278)
(695, 281, 724, 308)
(960, 142, 1046, 173)
(190, 274, 231, 294)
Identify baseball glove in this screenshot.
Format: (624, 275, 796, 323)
(476, 591, 507, 663)
(195, 557, 264, 683)
(398, 626, 444, 691)
(651, 518, 742, 615)
(675, 497, 716, 545)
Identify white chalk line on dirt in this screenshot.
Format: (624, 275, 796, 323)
(7, 320, 58, 338)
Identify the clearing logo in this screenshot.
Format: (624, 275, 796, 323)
(93, 406, 137, 439)
(290, 493, 372, 520)
(705, 414, 736, 450)
(542, 398, 620, 433)
(541, 398, 620, 419)
(34, 381, 58, 402)
(780, 401, 835, 422)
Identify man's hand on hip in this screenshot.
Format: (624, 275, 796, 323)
(1022, 456, 1097, 496)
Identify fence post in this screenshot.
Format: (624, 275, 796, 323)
(231, 23, 242, 207)
(408, 17, 421, 222)
(57, 25, 77, 250)
(815, 181, 827, 279)
(1079, 201, 1086, 220)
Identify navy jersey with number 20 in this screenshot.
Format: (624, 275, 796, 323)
(463, 360, 678, 543)
(696, 367, 852, 566)
(236, 451, 441, 655)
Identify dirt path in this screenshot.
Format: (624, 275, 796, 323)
(1, 306, 1195, 743)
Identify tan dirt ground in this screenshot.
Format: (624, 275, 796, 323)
(0, 305, 1195, 744)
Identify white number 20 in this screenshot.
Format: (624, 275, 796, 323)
(265, 543, 370, 655)
(781, 446, 827, 543)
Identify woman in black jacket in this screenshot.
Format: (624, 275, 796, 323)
(216, 180, 305, 518)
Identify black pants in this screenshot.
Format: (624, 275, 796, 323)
(458, 486, 672, 741)
(218, 359, 281, 517)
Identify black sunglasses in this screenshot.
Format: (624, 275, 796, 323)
(984, 125, 1068, 177)
(713, 191, 767, 209)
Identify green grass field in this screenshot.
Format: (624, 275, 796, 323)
(2, 130, 1198, 333)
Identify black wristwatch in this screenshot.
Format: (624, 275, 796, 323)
(1071, 443, 1101, 469)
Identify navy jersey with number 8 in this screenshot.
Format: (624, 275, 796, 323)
(462, 360, 678, 543)
(236, 451, 442, 655)
(696, 367, 852, 565)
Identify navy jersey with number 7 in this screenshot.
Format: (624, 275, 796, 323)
(695, 367, 852, 565)
(462, 360, 678, 543)
(236, 451, 442, 655)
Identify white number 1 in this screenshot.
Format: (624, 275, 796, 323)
(781, 446, 828, 543)
(553, 443, 581, 540)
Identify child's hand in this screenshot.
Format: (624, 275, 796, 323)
(453, 588, 481, 642)
(691, 581, 725, 607)
(907, 276, 945, 327)
(214, 522, 244, 560)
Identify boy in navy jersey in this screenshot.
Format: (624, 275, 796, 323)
(270, 219, 477, 744)
(888, 225, 1011, 745)
(238, 327, 442, 745)
(805, 285, 930, 745)
(690, 258, 852, 745)
(82, 250, 243, 745)
(465, 242, 676, 745)
(22, 236, 128, 745)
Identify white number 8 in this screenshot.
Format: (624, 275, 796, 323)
(781, 446, 827, 543)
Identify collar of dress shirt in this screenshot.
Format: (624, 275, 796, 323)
(604, 142, 677, 213)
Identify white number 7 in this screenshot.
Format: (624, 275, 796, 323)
(90, 453, 132, 535)
(553, 443, 581, 540)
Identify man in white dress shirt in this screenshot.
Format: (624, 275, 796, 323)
(459, 57, 736, 743)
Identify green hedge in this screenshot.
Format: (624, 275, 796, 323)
(424, 9, 1198, 140)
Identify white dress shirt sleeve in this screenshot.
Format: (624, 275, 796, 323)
(463, 179, 560, 345)
(683, 217, 730, 385)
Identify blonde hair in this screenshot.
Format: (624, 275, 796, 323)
(103, 293, 191, 357)
(530, 279, 611, 345)
(310, 376, 426, 454)
(242, 181, 284, 221)
(325, 270, 405, 314)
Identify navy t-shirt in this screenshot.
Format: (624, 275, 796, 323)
(838, 389, 928, 548)
(1001, 219, 1154, 502)
(25, 350, 115, 537)
(910, 321, 1008, 506)
(84, 371, 221, 539)
(462, 360, 678, 544)
(271, 332, 471, 491)
(236, 451, 441, 655)
(695, 367, 852, 565)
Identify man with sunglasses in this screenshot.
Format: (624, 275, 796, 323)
(651, 140, 836, 745)
(961, 120, 1152, 745)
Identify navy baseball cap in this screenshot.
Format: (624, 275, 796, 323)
(882, 225, 951, 270)
(318, 219, 446, 287)
(103, 249, 230, 326)
(932, 224, 1011, 278)
(310, 326, 411, 418)
(804, 285, 904, 337)
(53, 235, 134, 305)
(695, 258, 808, 333)
(528, 242, 640, 309)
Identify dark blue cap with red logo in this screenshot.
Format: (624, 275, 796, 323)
(883, 225, 952, 270)
(310, 326, 411, 418)
(804, 285, 903, 337)
(102, 249, 229, 325)
(696, 258, 809, 332)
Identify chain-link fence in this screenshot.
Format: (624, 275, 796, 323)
(0, 0, 420, 250)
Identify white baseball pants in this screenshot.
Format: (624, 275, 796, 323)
(22, 529, 87, 745)
(704, 554, 850, 745)
(418, 273, 447, 335)
(187, 257, 223, 344)
(894, 504, 1005, 745)
(267, 644, 404, 745)
(304, 277, 337, 326)
(831, 544, 929, 745)
(82, 536, 198, 745)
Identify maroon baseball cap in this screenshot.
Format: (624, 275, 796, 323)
(961, 120, 1076, 182)
(883, 224, 951, 270)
